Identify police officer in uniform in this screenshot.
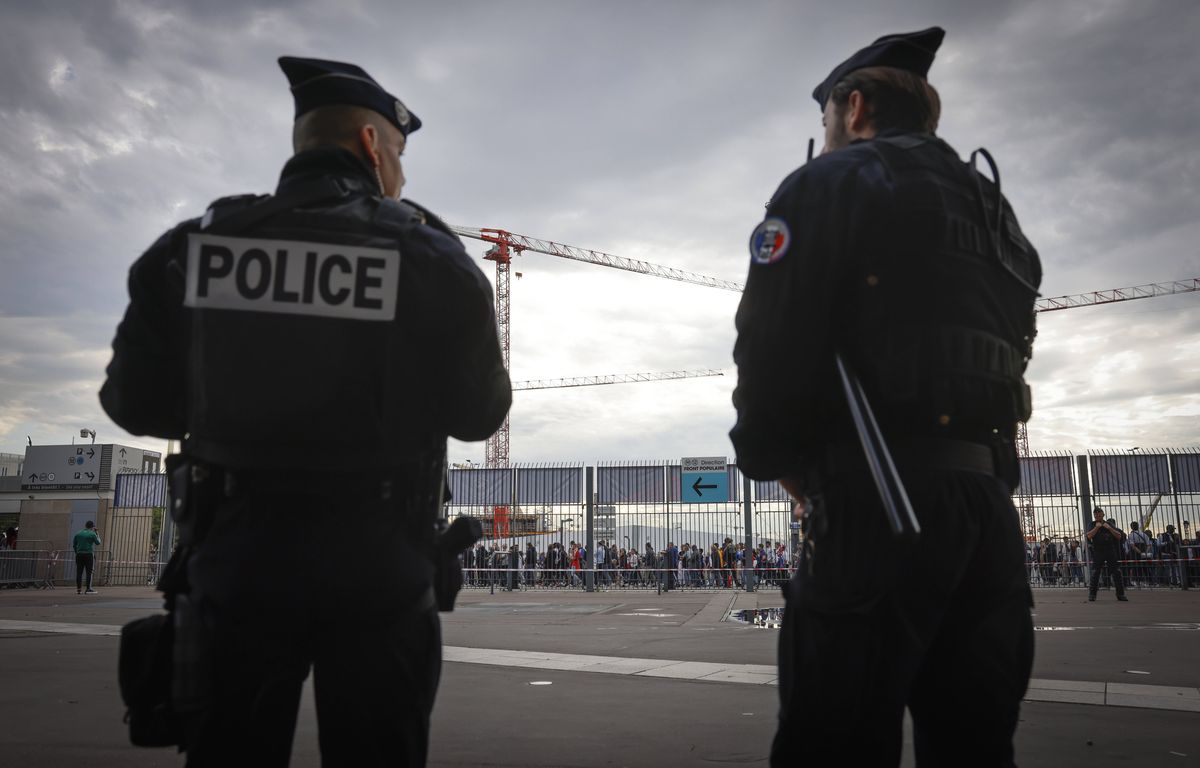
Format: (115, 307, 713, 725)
(101, 57, 510, 765)
(1085, 507, 1128, 601)
(731, 28, 1041, 766)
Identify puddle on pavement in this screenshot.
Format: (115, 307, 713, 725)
(731, 607, 784, 629)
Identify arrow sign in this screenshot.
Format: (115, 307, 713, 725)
(86, 472, 95, 481)
(680, 457, 730, 503)
(28, 473, 36, 482)
(87, 448, 95, 459)
(119, 448, 127, 457)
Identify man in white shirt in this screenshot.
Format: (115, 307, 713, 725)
(1127, 521, 1151, 587)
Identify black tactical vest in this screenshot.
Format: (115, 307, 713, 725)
(842, 134, 1042, 442)
(178, 176, 441, 471)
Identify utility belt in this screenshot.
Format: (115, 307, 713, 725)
(184, 462, 413, 500)
(821, 437, 992, 474)
(167, 455, 443, 547)
(810, 436, 1016, 493)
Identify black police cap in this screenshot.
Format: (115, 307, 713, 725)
(278, 56, 421, 136)
(812, 26, 945, 109)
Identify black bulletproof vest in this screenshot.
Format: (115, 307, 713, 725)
(181, 179, 431, 471)
(843, 135, 1042, 440)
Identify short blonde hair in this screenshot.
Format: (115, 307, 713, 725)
(292, 104, 392, 153)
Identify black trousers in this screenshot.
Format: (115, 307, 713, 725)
(771, 465, 1033, 767)
(75, 553, 94, 590)
(1089, 547, 1125, 597)
(179, 490, 440, 767)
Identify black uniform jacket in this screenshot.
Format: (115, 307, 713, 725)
(731, 130, 1040, 482)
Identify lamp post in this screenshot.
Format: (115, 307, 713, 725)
(1128, 447, 1143, 528)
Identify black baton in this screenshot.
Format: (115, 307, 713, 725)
(834, 352, 921, 539)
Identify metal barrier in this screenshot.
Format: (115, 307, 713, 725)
(0, 549, 44, 587)
(1025, 553, 1199, 590)
(461, 566, 792, 593)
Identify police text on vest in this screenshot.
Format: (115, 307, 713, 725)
(184, 234, 400, 321)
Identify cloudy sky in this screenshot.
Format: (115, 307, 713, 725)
(1, 0, 1197, 467)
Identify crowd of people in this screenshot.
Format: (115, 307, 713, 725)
(462, 537, 798, 589)
(1027, 517, 1195, 588)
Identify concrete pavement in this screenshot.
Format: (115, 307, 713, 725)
(0, 584, 1197, 766)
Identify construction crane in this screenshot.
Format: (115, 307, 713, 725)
(513, 369, 724, 391)
(452, 223, 1199, 468)
(1034, 279, 1199, 312)
(450, 225, 745, 466)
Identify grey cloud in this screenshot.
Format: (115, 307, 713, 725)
(2, 0, 1199, 460)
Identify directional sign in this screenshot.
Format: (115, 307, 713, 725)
(22, 446, 104, 490)
(21, 443, 157, 491)
(680, 456, 730, 503)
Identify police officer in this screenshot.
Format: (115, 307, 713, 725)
(1086, 507, 1128, 601)
(100, 57, 510, 765)
(731, 28, 1041, 766)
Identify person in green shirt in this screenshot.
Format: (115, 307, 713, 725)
(72, 521, 101, 595)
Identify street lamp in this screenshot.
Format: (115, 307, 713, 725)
(1128, 448, 1143, 527)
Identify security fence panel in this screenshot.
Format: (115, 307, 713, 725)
(448, 467, 513, 506)
(750, 476, 799, 588)
(1015, 452, 1084, 586)
(114, 473, 168, 508)
(1088, 452, 1171, 528)
(516, 466, 582, 504)
(1090, 453, 1171, 495)
(1020, 455, 1075, 496)
(598, 464, 666, 504)
(753, 480, 790, 502)
(596, 462, 672, 590)
(1085, 450, 1184, 591)
(447, 449, 1200, 595)
(448, 463, 584, 588)
(1171, 453, 1200, 493)
(1170, 453, 1200, 588)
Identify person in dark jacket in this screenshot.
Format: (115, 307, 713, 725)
(100, 57, 510, 765)
(1086, 508, 1127, 601)
(731, 28, 1040, 767)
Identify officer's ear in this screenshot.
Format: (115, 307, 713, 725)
(846, 90, 873, 136)
(357, 123, 381, 168)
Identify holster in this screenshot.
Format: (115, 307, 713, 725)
(120, 453, 215, 750)
(433, 516, 483, 610)
(119, 540, 189, 748)
(119, 611, 177, 747)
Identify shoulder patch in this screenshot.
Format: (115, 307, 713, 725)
(749, 217, 790, 265)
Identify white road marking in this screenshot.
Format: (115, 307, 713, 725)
(4, 619, 1197, 710)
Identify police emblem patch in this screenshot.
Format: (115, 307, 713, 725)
(394, 100, 410, 128)
(749, 217, 790, 265)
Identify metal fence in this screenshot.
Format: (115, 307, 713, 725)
(448, 452, 1200, 593)
(1020, 450, 1200, 590)
(4, 450, 1197, 593)
(0, 473, 168, 590)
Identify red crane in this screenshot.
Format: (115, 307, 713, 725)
(451, 226, 744, 466)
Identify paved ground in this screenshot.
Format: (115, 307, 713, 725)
(0, 583, 1197, 766)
